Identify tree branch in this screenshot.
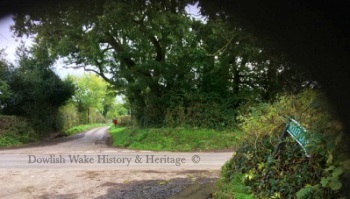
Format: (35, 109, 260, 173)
(150, 35, 164, 61)
(133, 19, 165, 62)
(84, 68, 113, 86)
(103, 31, 136, 69)
(206, 34, 238, 56)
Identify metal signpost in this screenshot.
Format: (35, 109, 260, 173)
(274, 118, 311, 157)
(286, 119, 310, 156)
(265, 118, 311, 182)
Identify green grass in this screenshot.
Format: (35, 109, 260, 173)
(0, 123, 108, 147)
(214, 173, 254, 199)
(0, 133, 37, 147)
(64, 123, 109, 136)
(109, 127, 242, 152)
(0, 115, 109, 147)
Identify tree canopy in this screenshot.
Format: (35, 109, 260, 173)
(11, 0, 310, 127)
(67, 73, 121, 123)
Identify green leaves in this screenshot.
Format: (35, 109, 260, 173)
(1, 45, 74, 135)
(296, 184, 320, 199)
(62, 73, 122, 124)
(320, 166, 343, 191)
(216, 89, 348, 198)
(10, 0, 310, 127)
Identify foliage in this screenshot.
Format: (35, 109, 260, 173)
(0, 115, 38, 147)
(0, 50, 12, 107)
(63, 123, 108, 136)
(11, 0, 310, 128)
(59, 74, 125, 129)
(109, 127, 240, 152)
(58, 101, 80, 131)
(68, 73, 110, 123)
(1, 44, 74, 136)
(106, 102, 128, 119)
(114, 115, 132, 127)
(164, 92, 236, 129)
(215, 89, 349, 198)
(215, 169, 254, 199)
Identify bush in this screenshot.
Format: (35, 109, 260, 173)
(116, 115, 132, 127)
(59, 101, 110, 131)
(0, 115, 38, 146)
(215, 89, 350, 198)
(164, 93, 236, 130)
(58, 102, 80, 131)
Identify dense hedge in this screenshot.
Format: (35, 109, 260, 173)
(116, 115, 132, 127)
(164, 93, 237, 130)
(215, 89, 350, 198)
(0, 115, 38, 146)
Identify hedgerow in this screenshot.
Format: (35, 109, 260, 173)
(215, 89, 350, 198)
(0, 115, 38, 146)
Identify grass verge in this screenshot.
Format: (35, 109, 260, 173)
(64, 123, 109, 136)
(0, 133, 38, 147)
(109, 127, 241, 152)
(214, 159, 254, 198)
(214, 172, 254, 199)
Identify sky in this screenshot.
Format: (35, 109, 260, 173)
(0, 3, 202, 79)
(0, 15, 22, 62)
(0, 15, 85, 78)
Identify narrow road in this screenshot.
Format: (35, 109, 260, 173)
(0, 127, 234, 199)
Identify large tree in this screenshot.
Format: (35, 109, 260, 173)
(11, 0, 308, 127)
(12, 0, 197, 124)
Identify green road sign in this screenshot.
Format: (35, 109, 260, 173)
(286, 119, 310, 157)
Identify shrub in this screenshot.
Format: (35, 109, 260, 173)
(58, 102, 80, 131)
(0, 115, 38, 146)
(164, 93, 236, 130)
(117, 115, 132, 127)
(215, 89, 349, 198)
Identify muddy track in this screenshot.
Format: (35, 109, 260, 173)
(0, 127, 233, 198)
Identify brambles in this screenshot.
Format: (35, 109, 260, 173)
(215, 89, 349, 198)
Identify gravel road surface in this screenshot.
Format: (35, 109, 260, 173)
(0, 127, 234, 199)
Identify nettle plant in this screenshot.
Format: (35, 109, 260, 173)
(219, 89, 349, 198)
